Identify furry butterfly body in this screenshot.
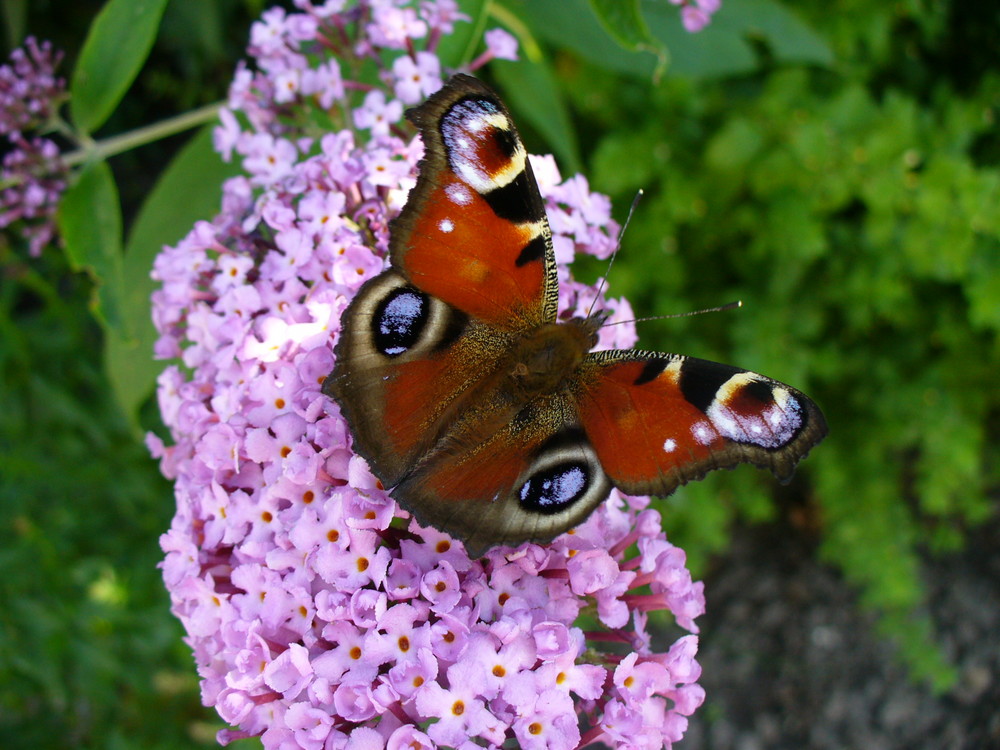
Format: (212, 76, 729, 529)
(325, 75, 827, 556)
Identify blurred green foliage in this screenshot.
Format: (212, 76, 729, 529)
(2, 1, 258, 747)
(0, 0, 996, 747)
(540, 0, 999, 689)
(0, 247, 214, 746)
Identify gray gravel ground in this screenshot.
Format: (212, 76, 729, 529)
(680, 517, 1000, 750)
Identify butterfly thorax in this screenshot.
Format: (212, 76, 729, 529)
(506, 317, 602, 399)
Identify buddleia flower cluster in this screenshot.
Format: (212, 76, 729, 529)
(0, 37, 67, 256)
(150, 2, 706, 748)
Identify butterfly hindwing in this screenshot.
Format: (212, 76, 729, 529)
(392, 398, 611, 557)
(392, 74, 559, 328)
(573, 351, 828, 496)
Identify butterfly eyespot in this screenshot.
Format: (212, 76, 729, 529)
(372, 286, 429, 357)
(518, 461, 590, 514)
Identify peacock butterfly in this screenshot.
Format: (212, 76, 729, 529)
(324, 74, 827, 556)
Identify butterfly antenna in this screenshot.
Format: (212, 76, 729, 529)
(587, 189, 643, 320)
(603, 300, 744, 327)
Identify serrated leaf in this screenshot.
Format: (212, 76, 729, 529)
(491, 58, 581, 174)
(70, 0, 170, 133)
(106, 125, 241, 424)
(57, 160, 124, 334)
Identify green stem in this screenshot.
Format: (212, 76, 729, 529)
(62, 102, 224, 167)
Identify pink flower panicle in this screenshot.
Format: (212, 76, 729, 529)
(0, 37, 67, 256)
(150, 2, 706, 749)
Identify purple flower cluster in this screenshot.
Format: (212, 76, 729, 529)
(150, 2, 706, 748)
(0, 37, 67, 256)
(0, 36, 64, 136)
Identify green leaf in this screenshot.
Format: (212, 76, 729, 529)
(106, 125, 241, 424)
(515, 0, 663, 78)
(70, 0, 170, 133)
(491, 58, 582, 174)
(732, 0, 835, 67)
(643, 1, 758, 78)
(1, 1, 28, 50)
(436, 0, 490, 69)
(57, 160, 124, 334)
(676, 0, 833, 69)
(967, 241, 1000, 330)
(588, 0, 658, 51)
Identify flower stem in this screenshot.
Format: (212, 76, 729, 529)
(62, 102, 224, 167)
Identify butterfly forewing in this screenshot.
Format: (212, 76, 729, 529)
(392, 74, 560, 327)
(328, 270, 509, 486)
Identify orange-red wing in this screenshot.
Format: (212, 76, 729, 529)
(328, 342, 499, 490)
(392, 74, 558, 328)
(574, 351, 827, 496)
(392, 396, 611, 558)
(326, 271, 513, 488)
